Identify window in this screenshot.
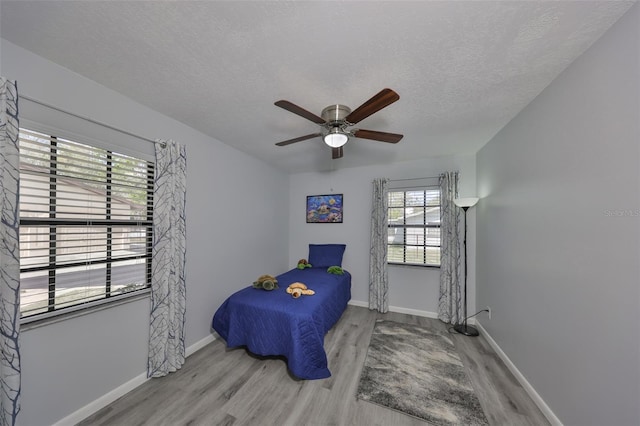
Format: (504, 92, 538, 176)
(388, 188, 441, 266)
(19, 128, 154, 320)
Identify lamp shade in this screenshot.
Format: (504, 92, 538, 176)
(324, 129, 349, 148)
(454, 197, 479, 208)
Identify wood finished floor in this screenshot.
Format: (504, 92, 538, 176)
(78, 306, 550, 426)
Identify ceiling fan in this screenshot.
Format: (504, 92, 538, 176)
(274, 88, 403, 159)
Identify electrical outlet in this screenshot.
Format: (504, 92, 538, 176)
(486, 306, 492, 320)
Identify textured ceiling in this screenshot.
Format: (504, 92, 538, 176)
(0, 1, 634, 173)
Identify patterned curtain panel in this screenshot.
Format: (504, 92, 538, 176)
(0, 78, 21, 425)
(438, 171, 462, 324)
(369, 177, 389, 313)
(148, 140, 187, 378)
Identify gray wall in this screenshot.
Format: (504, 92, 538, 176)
(3, 39, 290, 426)
(476, 4, 639, 426)
(288, 155, 476, 315)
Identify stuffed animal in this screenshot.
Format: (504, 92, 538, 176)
(286, 282, 315, 298)
(252, 274, 279, 291)
(327, 266, 344, 275)
(297, 259, 313, 270)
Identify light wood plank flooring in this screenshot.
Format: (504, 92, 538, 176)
(78, 306, 550, 426)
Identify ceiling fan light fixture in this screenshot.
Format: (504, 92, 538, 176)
(324, 128, 349, 148)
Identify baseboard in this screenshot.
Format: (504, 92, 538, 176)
(186, 333, 217, 357)
(347, 299, 368, 308)
(53, 333, 218, 426)
(348, 299, 476, 323)
(475, 321, 563, 426)
(52, 371, 149, 426)
(389, 305, 438, 319)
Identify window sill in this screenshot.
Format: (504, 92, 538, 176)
(388, 262, 440, 269)
(21, 288, 151, 332)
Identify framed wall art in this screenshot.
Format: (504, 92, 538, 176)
(306, 194, 343, 223)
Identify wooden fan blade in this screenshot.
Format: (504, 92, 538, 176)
(274, 100, 325, 124)
(332, 146, 344, 159)
(345, 88, 399, 125)
(275, 133, 322, 146)
(353, 129, 403, 143)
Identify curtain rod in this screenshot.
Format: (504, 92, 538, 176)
(18, 94, 165, 148)
(389, 176, 440, 182)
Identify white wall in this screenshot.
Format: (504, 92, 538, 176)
(476, 4, 639, 426)
(2, 39, 290, 426)
(288, 155, 476, 315)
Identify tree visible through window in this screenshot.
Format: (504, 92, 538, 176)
(388, 188, 441, 266)
(19, 128, 154, 319)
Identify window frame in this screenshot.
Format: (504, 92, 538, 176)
(18, 128, 154, 323)
(387, 187, 441, 268)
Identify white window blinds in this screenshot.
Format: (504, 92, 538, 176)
(19, 128, 154, 320)
(387, 187, 441, 266)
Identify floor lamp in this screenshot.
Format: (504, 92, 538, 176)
(453, 197, 479, 337)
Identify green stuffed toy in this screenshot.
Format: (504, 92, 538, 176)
(297, 259, 313, 270)
(252, 274, 279, 291)
(327, 266, 344, 275)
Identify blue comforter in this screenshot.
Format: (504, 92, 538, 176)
(212, 267, 351, 379)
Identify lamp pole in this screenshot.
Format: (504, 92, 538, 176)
(453, 198, 479, 336)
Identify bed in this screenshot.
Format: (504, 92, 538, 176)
(211, 244, 350, 380)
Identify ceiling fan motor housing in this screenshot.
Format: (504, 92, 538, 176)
(321, 104, 352, 126)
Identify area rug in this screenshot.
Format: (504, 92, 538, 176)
(356, 320, 488, 425)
